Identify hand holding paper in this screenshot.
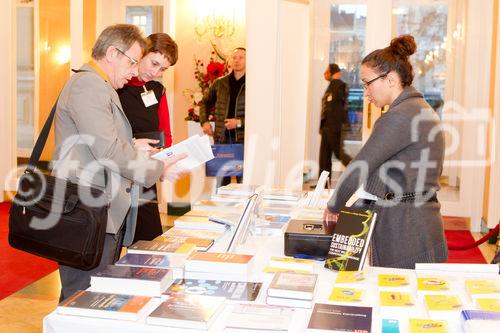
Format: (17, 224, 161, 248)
(152, 134, 214, 171)
(160, 153, 189, 182)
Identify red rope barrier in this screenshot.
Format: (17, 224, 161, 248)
(447, 224, 499, 251)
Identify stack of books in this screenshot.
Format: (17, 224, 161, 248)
(464, 279, 500, 304)
(161, 226, 224, 241)
(257, 200, 296, 216)
(461, 310, 500, 333)
(90, 265, 173, 297)
(408, 318, 449, 333)
(416, 277, 451, 295)
(191, 199, 244, 213)
(306, 303, 372, 332)
(154, 234, 214, 252)
(378, 291, 416, 318)
(114, 253, 184, 280)
(261, 188, 304, 202)
(266, 272, 317, 308)
(211, 193, 252, 203)
(423, 294, 463, 322)
(216, 183, 260, 196)
(334, 271, 367, 288)
(224, 304, 294, 332)
(173, 215, 229, 233)
(57, 290, 155, 321)
(127, 240, 196, 261)
(146, 294, 226, 330)
(253, 215, 290, 236)
(263, 256, 315, 274)
(328, 286, 364, 304)
(163, 278, 262, 302)
(184, 252, 255, 282)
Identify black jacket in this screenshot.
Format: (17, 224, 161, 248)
(320, 79, 349, 134)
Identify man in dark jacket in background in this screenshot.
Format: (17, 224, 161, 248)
(199, 47, 246, 187)
(319, 63, 351, 175)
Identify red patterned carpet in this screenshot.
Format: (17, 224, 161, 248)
(0, 202, 58, 300)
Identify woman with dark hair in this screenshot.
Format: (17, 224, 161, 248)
(324, 35, 448, 269)
(118, 33, 178, 243)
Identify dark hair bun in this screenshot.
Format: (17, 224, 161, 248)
(389, 34, 416, 58)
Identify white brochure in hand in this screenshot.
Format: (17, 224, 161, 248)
(152, 134, 214, 170)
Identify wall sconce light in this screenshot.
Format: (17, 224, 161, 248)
(55, 45, 71, 64)
(194, 0, 236, 39)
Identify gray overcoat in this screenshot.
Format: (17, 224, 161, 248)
(52, 63, 164, 246)
(327, 86, 448, 268)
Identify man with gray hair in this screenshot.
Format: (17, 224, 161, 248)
(53, 24, 187, 300)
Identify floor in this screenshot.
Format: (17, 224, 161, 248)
(0, 214, 496, 333)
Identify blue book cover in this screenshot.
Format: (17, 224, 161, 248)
(382, 319, 400, 333)
(115, 253, 171, 269)
(307, 304, 372, 332)
(461, 309, 500, 321)
(164, 278, 262, 301)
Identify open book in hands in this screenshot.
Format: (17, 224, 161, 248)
(152, 134, 214, 170)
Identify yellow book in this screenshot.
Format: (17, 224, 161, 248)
(263, 256, 315, 274)
(424, 294, 462, 311)
(417, 277, 449, 292)
(335, 271, 366, 284)
(263, 266, 312, 274)
(409, 318, 448, 333)
(328, 287, 363, 302)
(379, 291, 414, 307)
(476, 298, 500, 312)
(378, 274, 409, 287)
(465, 279, 500, 296)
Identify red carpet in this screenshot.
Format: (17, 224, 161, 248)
(445, 230, 487, 264)
(0, 202, 58, 300)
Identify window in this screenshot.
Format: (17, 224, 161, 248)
(329, 4, 367, 140)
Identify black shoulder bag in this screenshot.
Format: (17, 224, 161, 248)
(8, 99, 108, 270)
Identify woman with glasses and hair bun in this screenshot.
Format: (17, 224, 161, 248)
(324, 35, 448, 269)
(118, 33, 178, 243)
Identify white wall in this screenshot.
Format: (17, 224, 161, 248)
(485, 1, 500, 229)
(245, 0, 310, 190)
(0, 0, 16, 200)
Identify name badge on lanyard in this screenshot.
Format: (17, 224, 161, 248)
(141, 86, 158, 108)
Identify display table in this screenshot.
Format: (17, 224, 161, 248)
(43, 229, 499, 332)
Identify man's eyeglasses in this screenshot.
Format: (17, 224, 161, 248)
(115, 47, 138, 66)
(362, 72, 388, 89)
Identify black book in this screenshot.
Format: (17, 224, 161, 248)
(324, 207, 377, 271)
(134, 131, 165, 148)
(307, 303, 372, 332)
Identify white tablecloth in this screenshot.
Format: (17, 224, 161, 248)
(44, 234, 498, 333)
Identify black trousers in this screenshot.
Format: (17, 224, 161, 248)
(58, 227, 125, 302)
(319, 132, 351, 175)
(133, 184, 163, 244)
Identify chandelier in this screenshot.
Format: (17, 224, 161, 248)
(194, 0, 236, 39)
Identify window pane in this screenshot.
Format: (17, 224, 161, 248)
(392, 3, 447, 115)
(126, 6, 163, 35)
(17, 6, 35, 151)
(329, 4, 366, 142)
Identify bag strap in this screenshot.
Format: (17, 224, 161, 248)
(27, 68, 87, 173)
(26, 99, 59, 174)
(27, 69, 109, 190)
